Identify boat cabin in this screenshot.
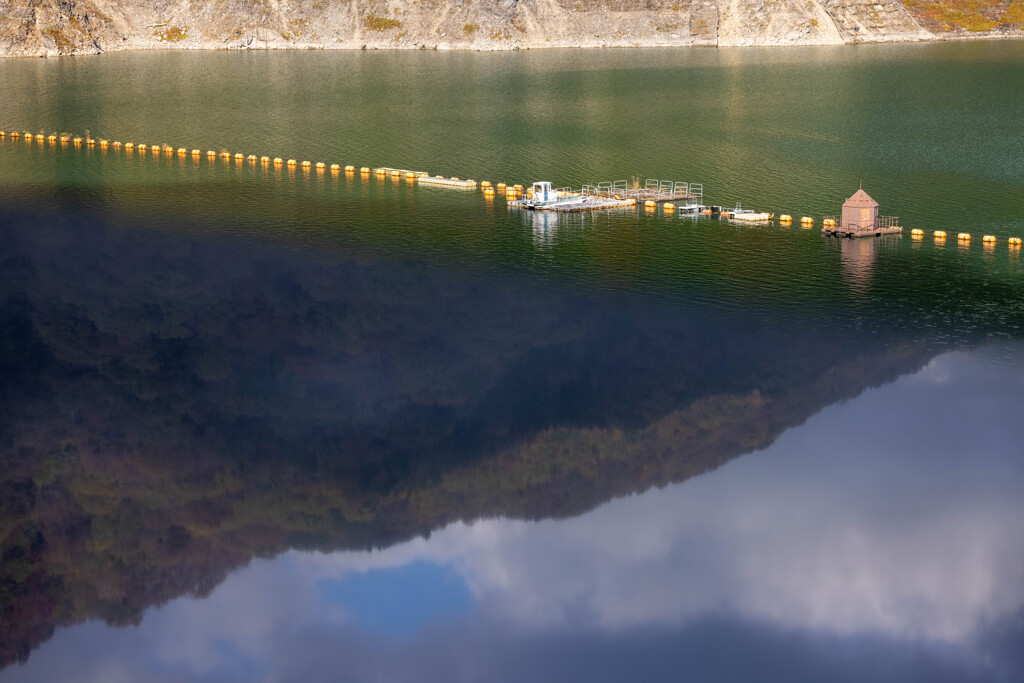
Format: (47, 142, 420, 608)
(532, 182, 555, 203)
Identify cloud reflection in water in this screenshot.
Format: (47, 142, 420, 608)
(6, 345, 1024, 683)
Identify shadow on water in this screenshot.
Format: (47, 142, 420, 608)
(1, 186, 1006, 667)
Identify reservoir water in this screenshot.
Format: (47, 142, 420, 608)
(1, 42, 1023, 681)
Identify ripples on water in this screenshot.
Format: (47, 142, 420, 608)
(1, 42, 1024, 682)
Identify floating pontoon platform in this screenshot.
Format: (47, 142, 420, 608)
(730, 212, 774, 222)
(508, 196, 635, 213)
(822, 216, 902, 239)
(416, 175, 478, 189)
(822, 227, 903, 238)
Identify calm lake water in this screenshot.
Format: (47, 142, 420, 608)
(1, 42, 1023, 682)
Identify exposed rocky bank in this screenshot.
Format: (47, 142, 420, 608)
(0, 0, 1023, 57)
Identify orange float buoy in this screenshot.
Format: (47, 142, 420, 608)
(273, 157, 283, 166)
(287, 159, 297, 167)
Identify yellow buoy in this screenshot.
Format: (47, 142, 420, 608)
(191, 149, 200, 157)
(73, 137, 83, 145)
(248, 155, 258, 163)
(316, 161, 326, 169)
(360, 166, 370, 174)
(480, 181, 492, 188)
(496, 182, 507, 190)
(287, 159, 297, 167)
(177, 147, 187, 155)
(261, 156, 271, 164)
(273, 157, 283, 166)
(983, 234, 996, 243)
(779, 214, 792, 222)
(663, 203, 675, 212)
(1008, 237, 1022, 245)
(25, 133, 33, 141)
(235, 153, 245, 162)
(138, 144, 147, 152)
(48, 134, 57, 143)
(113, 141, 122, 149)
(301, 160, 312, 169)
(0, 131, 5, 138)
(330, 163, 341, 172)
(934, 230, 947, 239)
(10, 131, 20, 139)
(801, 216, 813, 224)
(344, 165, 355, 172)
(60, 134, 70, 143)
(86, 137, 95, 146)
(644, 200, 657, 209)
(125, 142, 134, 150)
(958, 232, 971, 241)
(911, 228, 924, 237)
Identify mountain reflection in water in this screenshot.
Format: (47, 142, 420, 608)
(0, 198, 1020, 680)
(5, 346, 1024, 683)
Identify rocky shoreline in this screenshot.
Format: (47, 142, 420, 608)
(0, 0, 1022, 57)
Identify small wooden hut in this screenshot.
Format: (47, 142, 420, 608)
(841, 187, 879, 231)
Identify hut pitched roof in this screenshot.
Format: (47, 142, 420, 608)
(843, 188, 878, 208)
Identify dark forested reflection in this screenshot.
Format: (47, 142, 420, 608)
(0, 200, 952, 667)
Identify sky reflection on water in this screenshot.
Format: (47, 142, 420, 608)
(7, 344, 1023, 683)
